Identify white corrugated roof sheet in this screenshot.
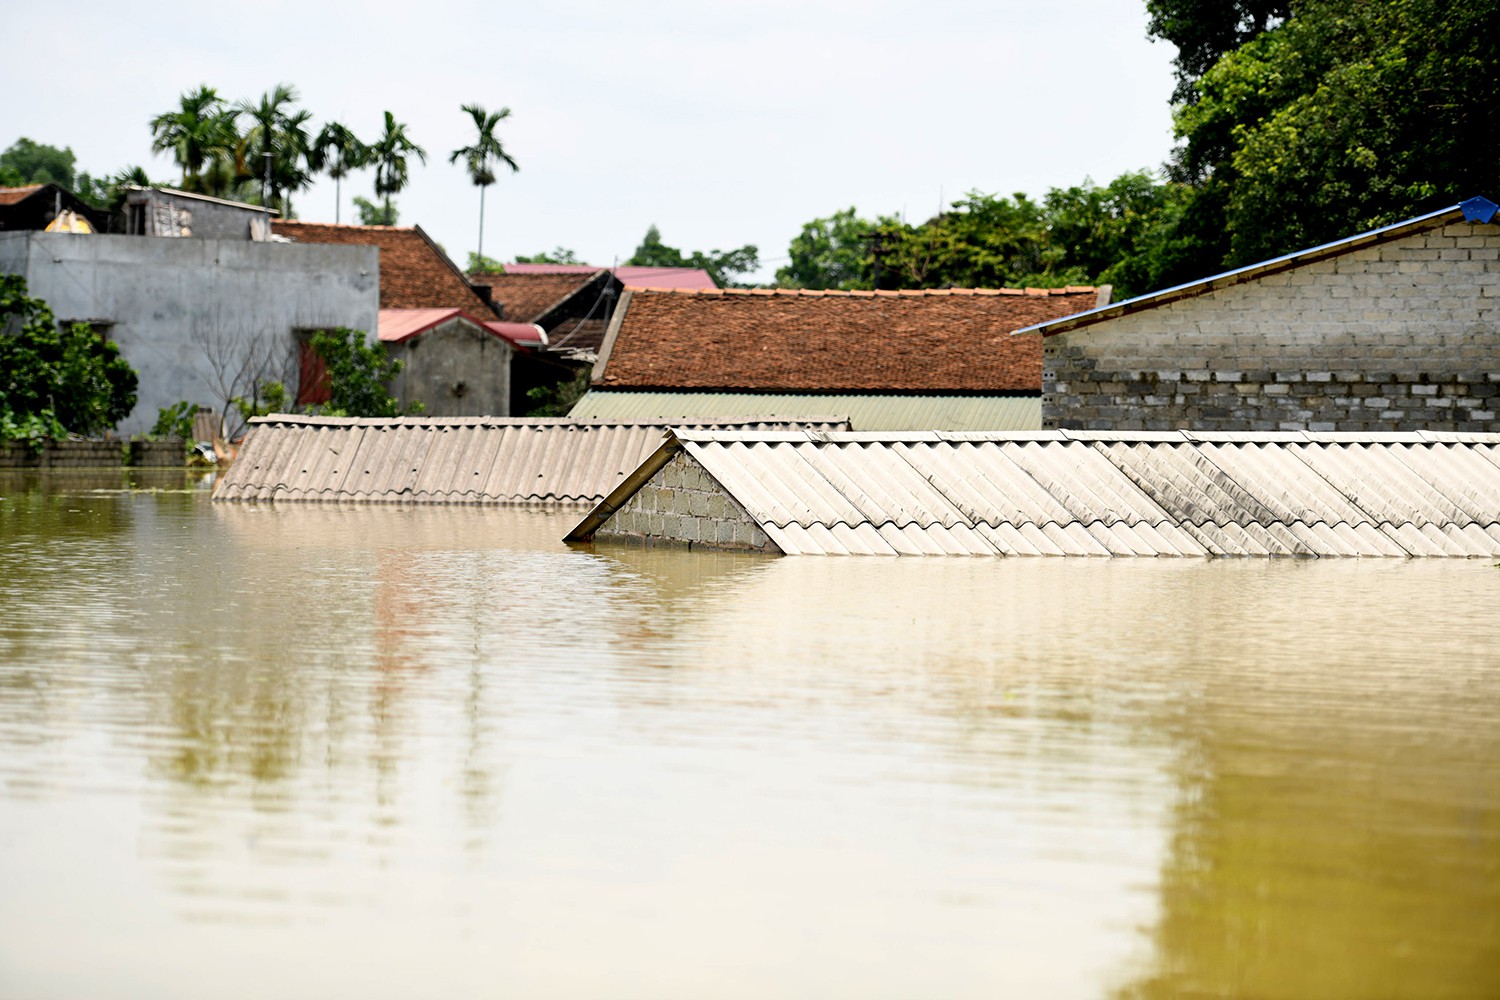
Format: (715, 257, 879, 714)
(211, 416, 850, 505)
(568, 390, 1042, 431)
(571, 430, 1500, 557)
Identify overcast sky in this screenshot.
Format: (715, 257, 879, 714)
(4, 1, 1179, 282)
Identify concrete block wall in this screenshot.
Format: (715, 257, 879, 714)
(388, 318, 513, 417)
(1043, 221, 1500, 432)
(595, 452, 773, 552)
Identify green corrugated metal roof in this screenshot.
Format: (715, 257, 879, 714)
(569, 392, 1042, 432)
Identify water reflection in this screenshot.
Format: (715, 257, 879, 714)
(0, 476, 1496, 998)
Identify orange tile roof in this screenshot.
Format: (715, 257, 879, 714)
(273, 221, 490, 313)
(471, 271, 602, 323)
(595, 287, 1097, 393)
(0, 185, 44, 206)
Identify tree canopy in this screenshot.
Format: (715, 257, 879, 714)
(627, 225, 759, 287)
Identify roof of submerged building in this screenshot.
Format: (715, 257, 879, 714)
(211, 415, 850, 505)
(567, 429, 1500, 557)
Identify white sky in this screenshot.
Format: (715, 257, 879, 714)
(3, 0, 1179, 282)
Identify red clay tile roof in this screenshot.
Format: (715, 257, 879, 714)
(544, 317, 610, 355)
(595, 287, 1097, 393)
(0, 185, 44, 206)
(273, 221, 490, 312)
(469, 271, 602, 323)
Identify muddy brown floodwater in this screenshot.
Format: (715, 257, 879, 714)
(0, 469, 1497, 999)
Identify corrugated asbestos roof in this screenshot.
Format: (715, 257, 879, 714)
(567, 430, 1500, 557)
(211, 415, 850, 505)
(568, 391, 1041, 431)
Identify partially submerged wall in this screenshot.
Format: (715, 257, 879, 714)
(593, 452, 774, 552)
(0, 232, 378, 437)
(1043, 221, 1500, 432)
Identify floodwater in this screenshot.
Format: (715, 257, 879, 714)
(0, 470, 1497, 1000)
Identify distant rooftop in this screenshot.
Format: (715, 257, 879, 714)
(593, 286, 1099, 394)
(497, 262, 717, 290)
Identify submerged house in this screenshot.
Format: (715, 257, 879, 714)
(274, 221, 569, 414)
(571, 286, 1101, 430)
(0, 193, 376, 437)
(566, 428, 1500, 558)
(212, 415, 849, 505)
(1018, 196, 1500, 433)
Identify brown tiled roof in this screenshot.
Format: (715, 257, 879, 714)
(544, 317, 609, 355)
(0, 185, 44, 206)
(471, 271, 602, 323)
(595, 287, 1097, 393)
(273, 221, 490, 312)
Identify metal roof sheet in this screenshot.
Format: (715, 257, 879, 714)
(212, 415, 850, 505)
(570, 430, 1500, 557)
(568, 391, 1042, 431)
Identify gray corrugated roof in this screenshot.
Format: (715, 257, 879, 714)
(1013, 197, 1500, 338)
(567, 430, 1500, 557)
(568, 391, 1041, 431)
(211, 415, 850, 505)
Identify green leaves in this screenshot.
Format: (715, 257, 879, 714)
(627, 226, 760, 288)
(307, 328, 412, 418)
(0, 275, 138, 438)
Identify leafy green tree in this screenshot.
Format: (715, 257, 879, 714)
(627, 225, 759, 287)
(149, 85, 241, 194)
(239, 84, 315, 216)
(514, 247, 583, 265)
(370, 111, 426, 224)
(777, 208, 875, 289)
(310, 121, 369, 224)
(308, 328, 409, 417)
(1146, 0, 1291, 102)
(0, 138, 77, 188)
(353, 195, 397, 226)
(467, 252, 506, 273)
(0, 275, 137, 437)
(1156, 0, 1500, 273)
(449, 103, 518, 265)
(74, 166, 155, 212)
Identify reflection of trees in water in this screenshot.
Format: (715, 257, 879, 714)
(1116, 684, 1500, 999)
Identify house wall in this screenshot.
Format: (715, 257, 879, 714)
(1043, 221, 1500, 432)
(595, 452, 774, 552)
(387, 318, 513, 417)
(0, 232, 378, 436)
(126, 191, 272, 240)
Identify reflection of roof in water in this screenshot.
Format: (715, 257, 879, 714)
(569, 429, 1500, 557)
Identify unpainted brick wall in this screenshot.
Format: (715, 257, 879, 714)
(1043, 222, 1500, 432)
(595, 451, 774, 551)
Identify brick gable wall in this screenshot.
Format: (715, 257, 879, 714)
(1044, 222, 1500, 432)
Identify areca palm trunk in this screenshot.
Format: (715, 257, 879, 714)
(477, 183, 486, 263)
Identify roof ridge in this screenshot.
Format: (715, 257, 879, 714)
(621, 285, 1096, 297)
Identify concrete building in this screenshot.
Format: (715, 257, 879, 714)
(1018, 197, 1500, 433)
(0, 229, 377, 436)
(121, 187, 275, 240)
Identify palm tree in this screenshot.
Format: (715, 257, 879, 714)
(310, 122, 369, 224)
(239, 84, 315, 216)
(449, 103, 519, 263)
(149, 85, 240, 192)
(370, 111, 426, 224)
